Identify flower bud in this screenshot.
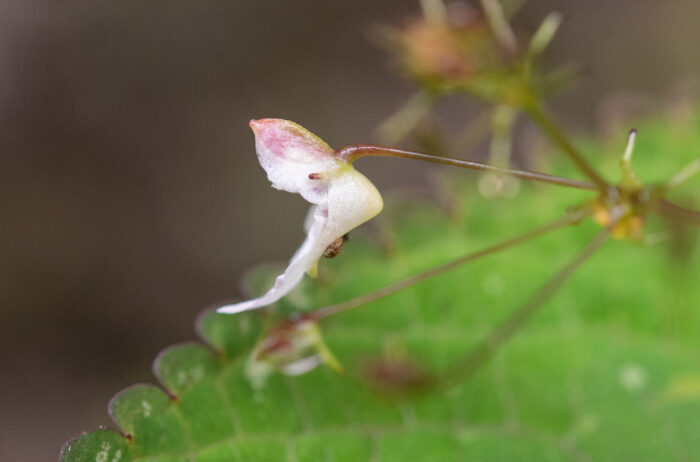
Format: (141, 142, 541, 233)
(246, 315, 342, 389)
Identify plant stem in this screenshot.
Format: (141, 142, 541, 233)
(377, 91, 434, 145)
(528, 12, 563, 56)
(440, 226, 612, 389)
(337, 145, 598, 191)
(525, 104, 610, 191)
(655, 199, 700, 228)
(667, 157, 700, 190)
(480, 0, 519, 54)
(314, 209, 588, 320)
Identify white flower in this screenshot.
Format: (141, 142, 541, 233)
(217, 119, 383, 314)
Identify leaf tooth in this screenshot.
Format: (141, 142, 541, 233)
(195, 307, 262, 360)
(109, 384, 169, 432)
(107, 383, 190, 458)
(60, 427, 132, 462)
(153, 342, 221, 397)
(153, 342, 241, 448)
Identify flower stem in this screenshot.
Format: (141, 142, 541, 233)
(480, 0, 519, 54)
(666, 157, 700, 190)
(337, 145, 598, 191)
(655, 199, 700, 228)
(525, 103, 610, 191)
(314, 208, 589, 320)
(440, 225, 612, 390)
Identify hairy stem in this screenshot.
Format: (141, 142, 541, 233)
(315, 209, 588, 320)
(525, 104, 610, 190)
(337, 145, 598, 191)
(440, 226, 611, 389)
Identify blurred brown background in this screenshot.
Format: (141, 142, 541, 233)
(1, 1, 699, 460)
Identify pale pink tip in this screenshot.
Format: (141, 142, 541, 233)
(249, 118, 281, 133)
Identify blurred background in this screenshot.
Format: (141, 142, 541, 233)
(1, 0, 700, 459)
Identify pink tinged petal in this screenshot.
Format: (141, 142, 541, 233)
(250, 119, 343, 204)
(217, 120, 384, 316)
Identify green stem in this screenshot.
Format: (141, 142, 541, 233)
(667, 157, 700, 190)
(526, 104, 610, 191)
(480, 0, 519, 54)
(337, 145, 598, 191)
(440, 225, 612, 389)
(314, 209, 588, 320)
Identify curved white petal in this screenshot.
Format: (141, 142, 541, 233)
(323, 167, 384, 247)
(250, 119, 342, 204)
(217, 206, 328, 314)
(217, 168, 383, 315)
(302, 204, 319, 233)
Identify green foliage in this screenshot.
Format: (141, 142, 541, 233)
(62, 113, 699, 461)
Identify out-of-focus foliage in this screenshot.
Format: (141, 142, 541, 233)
(62, 111, 698, 461)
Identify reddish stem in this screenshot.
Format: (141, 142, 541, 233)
(337, 145, 598, 192)
(655, 199, 700, 228)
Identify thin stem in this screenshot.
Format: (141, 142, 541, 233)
(440, 226, 612, 390)
(315, 209, 588, 320)
(480, 0, 519, 54)
(667, 157, 700, 190)
(337, 145, 598, 192)
(620, 129, 642, 188)
(450, 107, 494, 158)
(489, 104, 516, 167)
(528, 11, 563, 56)
(377, 91, 434, 144)
(622, 129, 637, 163)
(526, 104, 610, 190)
(655, 199, 700, 228)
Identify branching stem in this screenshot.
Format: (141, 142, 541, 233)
(440, 226, 612, 390)
(337, 145, 598, 192)
(525, 104, 610, 191)
(314, 209, 589, 320)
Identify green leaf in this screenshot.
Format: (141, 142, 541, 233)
(62, 112, 699, 461)
(61, 429, 132, 462)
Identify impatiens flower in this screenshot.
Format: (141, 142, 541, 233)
(217, 119, 383, 314)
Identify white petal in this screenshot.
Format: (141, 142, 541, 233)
(302, 204, 318, 233)
(322, 167, 384, 245)
(217, 205, 329, 314)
